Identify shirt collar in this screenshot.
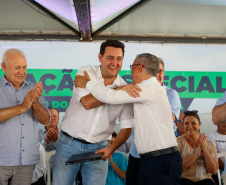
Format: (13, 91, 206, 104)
(141, 76, 158, 84)
(96, 65, 122, 87)
(1, 75, 28, 88)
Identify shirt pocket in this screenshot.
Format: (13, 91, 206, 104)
(27, 140, 39, 157)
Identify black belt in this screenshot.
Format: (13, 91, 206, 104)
(62, 131, 92, 144)
(140, 146, 178, 159)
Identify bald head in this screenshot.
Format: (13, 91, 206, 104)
(1, 49, 27, 89)
(2, 49, 25, 65)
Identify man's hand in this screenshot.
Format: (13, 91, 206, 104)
(115, 84, 141, 98)
(48, 128, 59, 142)
(74, 71, 91, 88)
(33, 82, 43, 104)
(95, 147, 113, 161)
(45, 134, 51, 144)
(21, 90, 37, 111)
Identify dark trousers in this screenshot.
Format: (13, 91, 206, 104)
(126, 155, 140, 185)
(138, 151, 182, 185)
(31, 176, 46, 185)
(181, 178, 216, 185)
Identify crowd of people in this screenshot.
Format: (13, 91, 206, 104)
(0, 40, 226, 185)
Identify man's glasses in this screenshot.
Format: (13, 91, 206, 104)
(130, 64, 144, 70)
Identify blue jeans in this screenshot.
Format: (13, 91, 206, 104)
(52, 132, 108, 185)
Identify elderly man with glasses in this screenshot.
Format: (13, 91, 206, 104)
(74, 53, 182, 185)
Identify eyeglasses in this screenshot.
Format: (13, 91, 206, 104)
(130, 64, 144, 70)
(130, 64, 139, 70)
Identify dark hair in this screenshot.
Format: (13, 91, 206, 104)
(183, 111, 200, 123)
(112, 132, 117, 138)
(136, 53, 159, 76)
(99, 40, 125, 57)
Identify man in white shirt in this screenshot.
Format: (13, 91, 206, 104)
(52, 40, 133, 185)
(207, 122, 226, 174)
(74, 53, 182, 185)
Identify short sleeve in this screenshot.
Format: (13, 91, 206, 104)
(118, 103, 134, 129)
(168, 90, 181, 122)
(118, 153, 128, 172)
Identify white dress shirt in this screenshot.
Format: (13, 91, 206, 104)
(60, 65, 134, 143)
(86, 77, 177, 154)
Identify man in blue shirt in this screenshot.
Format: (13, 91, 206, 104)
(0, 49, 49, 185)
(212, 91, 226, 125)
(126, 58, 181, 185)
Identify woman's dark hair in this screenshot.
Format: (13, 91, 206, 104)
(183, 110, 200, 123)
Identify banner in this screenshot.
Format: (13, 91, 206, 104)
(1, 69, 225, 112)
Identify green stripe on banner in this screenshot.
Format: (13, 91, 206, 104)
(0, 69, 225, 98)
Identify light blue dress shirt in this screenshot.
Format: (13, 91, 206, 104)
(215, 91, 226, 106)
(0, 76, 48, 166)
(130, 85, 181, 158)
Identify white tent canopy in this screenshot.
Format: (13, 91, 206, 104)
(0, 0, 226, 43)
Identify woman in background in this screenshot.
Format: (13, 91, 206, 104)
(177, 111, 218, 185)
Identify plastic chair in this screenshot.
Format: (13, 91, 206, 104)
(44, 150, 56, 185)
(217, 152, 226, 185)
(44, 150, 76, 185)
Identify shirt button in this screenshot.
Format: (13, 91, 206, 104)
(22, 137, 24, 139)
(22, 150, 24, 151)
(22, 124, 24, 126)
(18, 100, 20, 103)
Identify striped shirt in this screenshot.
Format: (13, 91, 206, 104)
(0, 76, 48, 166)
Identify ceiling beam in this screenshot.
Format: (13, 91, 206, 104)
(0, 34, 79, 41)
(1, 34, 226, 44)
(25, 0, 80, 36)
(93, 36, 226, 44)
(73, 0, 92, 41)
(92, 0, 152, 36)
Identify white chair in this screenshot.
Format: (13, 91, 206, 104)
(44, 150, 56, 185)
(44, 150, 76, 185)
(217, 152, 226, 185)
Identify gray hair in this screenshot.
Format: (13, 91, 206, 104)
(2, 49, 25, 64)
(158, 58, 165, 71)
(135, 53, 159, 76)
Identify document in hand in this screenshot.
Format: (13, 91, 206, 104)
(65, 152, 103, 165)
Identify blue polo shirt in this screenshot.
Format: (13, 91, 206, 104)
(130, 85, 181, 158)
(0, 76, 48, 166)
